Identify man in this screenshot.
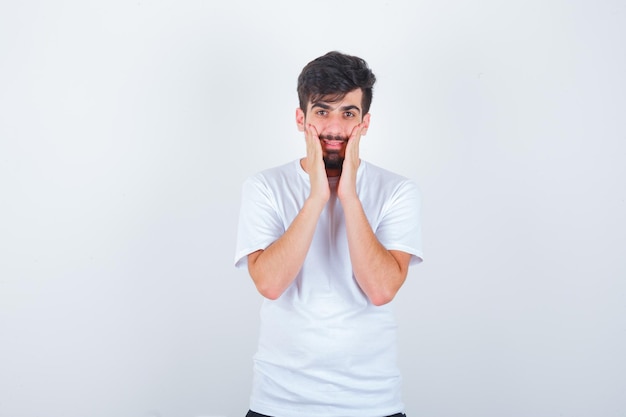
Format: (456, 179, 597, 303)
(234, 51, 423, 417)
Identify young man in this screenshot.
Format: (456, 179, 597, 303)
(234, 51, 423, 417)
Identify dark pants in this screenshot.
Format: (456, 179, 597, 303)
(246, 411, 406, 417)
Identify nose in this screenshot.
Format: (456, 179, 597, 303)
(321, 113, 345, 135)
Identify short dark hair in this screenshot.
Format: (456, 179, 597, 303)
(297, 51, 376, 115)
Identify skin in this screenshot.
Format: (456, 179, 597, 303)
(247, 89, 411, 306)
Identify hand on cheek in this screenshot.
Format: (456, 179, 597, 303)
(338, 123, 364, 200)
(305, 123, 330, 203)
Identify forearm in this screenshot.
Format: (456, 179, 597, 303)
(341, 196, 408, 306)
(248, 196, 325, 299)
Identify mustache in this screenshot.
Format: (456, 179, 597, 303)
(319, 133, 349, 142)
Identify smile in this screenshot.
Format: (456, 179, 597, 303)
(322, 139, 346, 150)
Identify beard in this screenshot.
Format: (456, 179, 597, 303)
(323, 150, 344, 170)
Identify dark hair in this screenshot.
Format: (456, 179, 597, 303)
(297, 51, 376, 115)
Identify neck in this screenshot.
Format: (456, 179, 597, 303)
(325, 167, 342, 178)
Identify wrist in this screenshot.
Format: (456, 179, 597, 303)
(304, 194, 328, 211)
(338, 192, 360, 205)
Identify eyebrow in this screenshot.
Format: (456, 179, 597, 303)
(311, 102, 362, 113)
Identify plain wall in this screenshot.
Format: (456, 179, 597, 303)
(1, 1, 624, 416)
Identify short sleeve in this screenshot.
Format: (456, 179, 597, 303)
(375, 180, 424, 266)
(234, 175, 285, 269)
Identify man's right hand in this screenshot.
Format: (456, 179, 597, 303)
(305, 123, 330, 203)
(248, 124, 329, 300)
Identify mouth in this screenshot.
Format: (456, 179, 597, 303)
(321, 139, 345, 151)
(319, 134, 348, 150)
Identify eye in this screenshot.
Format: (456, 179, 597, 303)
(316, 110, 328, 116)
(344, 111, 355, 118)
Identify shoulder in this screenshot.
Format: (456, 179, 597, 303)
(241, 160, 305, 199)
(360, 160, 420, 194)
(244, 160, 299, 186)
(361, 160, 408, 180)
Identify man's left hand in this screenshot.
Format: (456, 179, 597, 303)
(338, 123, 365, 201)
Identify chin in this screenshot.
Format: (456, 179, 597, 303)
(323, 158, 344, 171)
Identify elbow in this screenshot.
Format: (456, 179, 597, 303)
(248, 257, 286, 300)
(369, 291, 396, 306)
(253, 279, 285, 301)
(368, 282, 399, 306)
(257, 286, 282, 301)
(366, 275, 405, 306)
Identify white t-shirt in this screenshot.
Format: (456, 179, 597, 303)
(235, 159, 423, 417)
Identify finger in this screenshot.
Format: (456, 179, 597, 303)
(349, 122, 364, 140)
(304, 124, 315, 147)
(305, 124, 324, 166)
(346, 123, 363, 153)
(305, 123, 320, 141)
(305, 124, 321, 150)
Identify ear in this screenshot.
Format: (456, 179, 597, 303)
(296, 108, 305, 132)
(361, 113, 371, 135)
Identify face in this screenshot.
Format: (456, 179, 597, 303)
(296, 89, 371, 171)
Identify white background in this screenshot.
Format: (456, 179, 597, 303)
(1, 1, 625, 416)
